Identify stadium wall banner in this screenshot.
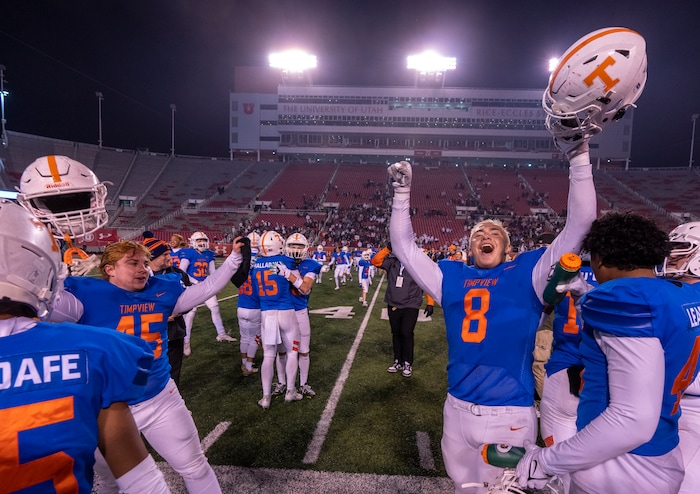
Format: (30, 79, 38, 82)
(78, 229, 118, 247)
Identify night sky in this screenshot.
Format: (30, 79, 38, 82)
(2, 0, 700, 167)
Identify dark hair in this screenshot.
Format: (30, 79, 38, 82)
(582, 212, 670, 271)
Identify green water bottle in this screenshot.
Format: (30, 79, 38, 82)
(482, 443, 527, 468)
(543, 252, 582, 307)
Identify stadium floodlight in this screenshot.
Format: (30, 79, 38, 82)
(406, 51, 456, 87)
(548, 57, 559, 73)
(269, 50, 317, 86)
(269, 50, 317, 73)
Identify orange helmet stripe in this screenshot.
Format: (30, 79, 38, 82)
(47, 155, 62, 182)
(549, 27, 641, 94)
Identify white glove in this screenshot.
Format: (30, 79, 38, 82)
(555, 272, 594, 312)
(515, 440, 553, 490)
(275, 262, 292, 280)
(69, 254, 101, 276)
(554, 136, 590, 161)
(387, 161, 412, 197)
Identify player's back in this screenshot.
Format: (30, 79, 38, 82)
(0, 321, 153, 493)
(252, 254, 295, 310)
(579, 277, 700, 456)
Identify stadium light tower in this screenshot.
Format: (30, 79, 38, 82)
(96, 91, 104, 148)
(690, 113, 699, 169)
(170, 104, 176, 156)
(269, 50, 317, 85)
(407, 51, 456, 88)
(0, 64, 7, 146)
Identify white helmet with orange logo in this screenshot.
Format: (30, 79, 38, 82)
(543, 27, 647, 142)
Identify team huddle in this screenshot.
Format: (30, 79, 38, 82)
(2, 26, 699, 494)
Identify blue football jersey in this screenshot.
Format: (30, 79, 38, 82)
(0, 321, 153, 493)
(251, 255, 296, 311)
(64, 274, 184, 404)
(237, 273, 260, 310)
(578, 277, 700, 456)
(291, 258, 322, 310)
(439, 249, 545, 406)
(181, 248, 216, 282)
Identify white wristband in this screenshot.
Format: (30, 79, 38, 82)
(292, 277, 303, 289)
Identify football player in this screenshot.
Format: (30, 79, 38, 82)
(50, 237, 247, 493)
(237, 232, 262, 377)
(656, 221, 700, 494)
(311, 245, 327, 283)
(518, 212, 700, 493)
(0, 200, 169, 494)
(276, 233, 322, 397)
(179, 231, 236, 356)
(358, 249, 372, 307)
(169, 233, 187, 270)
(251, 231, 303, 408)
(16, 155, 110, 276)
(328, 245, 349, 290)
(387, 24, 650, 491)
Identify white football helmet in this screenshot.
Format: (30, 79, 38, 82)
(189, 231, 209, 252)
(656, 222, 700, 279)
(543, 27, 647, 141)
(342, 246, 349, 253)
(316, 245, 324, 253)
(259, 230, 285, 257)
(0, 200, 62, 318)
(285, 233, 309, 260)
(247, 232, 261, 255)
(17, 155, 110, 239)
(361, 249, 372, 261)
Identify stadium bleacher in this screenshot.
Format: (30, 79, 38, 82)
(2, 129, 699, 251)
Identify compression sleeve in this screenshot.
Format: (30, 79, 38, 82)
(173, 252, 242, 313)
(531, 152, 596, 304)
(539, 334, 664, 475)
(389, 194, 443, 304)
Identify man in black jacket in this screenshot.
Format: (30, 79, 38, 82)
(144, 236, 191, 386)
(371, 243, 434, 378)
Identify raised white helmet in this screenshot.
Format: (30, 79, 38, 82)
(0, 200, 62, 318)
(543, 27, 647, 141)
(247, 232, 261, 255)
(259, 230, 285, 257)
(285, 232, 309, 260)
(189, 231, 209, 252)
(17, 155, 110, 239)
(656, 222, 700, 279)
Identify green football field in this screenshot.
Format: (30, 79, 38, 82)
(172, 266, 452, 488)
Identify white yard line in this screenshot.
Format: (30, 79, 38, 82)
(302, 274, 385, 464)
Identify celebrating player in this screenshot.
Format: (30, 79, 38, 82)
(0, 200, 170, 494)
(179, 231, 236, 356)
(50, 237, 248, 493)
(252, 231, 302, 408)
(517, 212, 700, 493)
(16, 155, 110, 276)
(656, 221, 700, 494)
